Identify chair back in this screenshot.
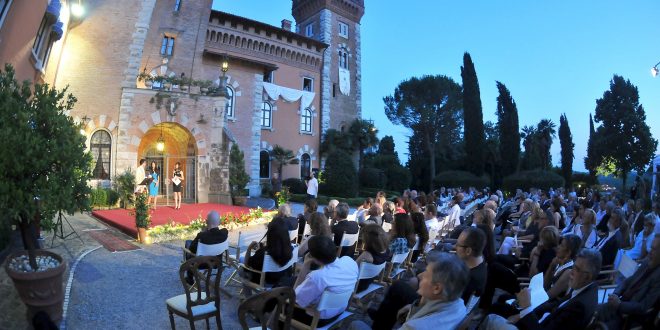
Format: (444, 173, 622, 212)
(616, 251, 639, 278)
(412, 235, 421, 251)
(197, 240, 229, 257)
(289, 227, 298, 242)
(391, 251, 409, 264)
(357, 262, 386, 280)
(382, 222, 392, 232)
(317, 289, 353, 313)
(303, 223, 311, 237)
(178, 256, 222, 312)
(234, 231, 244, 260)
(263, 245, 299, 273)
(340, 231, 360, 247)
(238, 287, 295, 330)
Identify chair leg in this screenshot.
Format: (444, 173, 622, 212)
(189, 318, 196, 330)
(216, 312, 223, 330)
(224, 267, 239, 286)
(169, 311, 176, 330)
(205, 317, 210, 330)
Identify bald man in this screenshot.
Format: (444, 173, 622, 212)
(188, 210, 229, 255)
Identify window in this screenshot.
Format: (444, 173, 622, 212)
(263, 71, 274, 83)
(32, 15, 55, 70)
(90, 131, 112, 180)
(160, 36, 175, 56)
(305, 24, 313, 37)
(339, 51, 349, 69)
(174, 0, 181, 11)
(338, 21, 348, 38)
(260, 150, 270, 178)
(0, 0, 12, 30)
(226, 86, 235, 118)
(303, 77, 313, 92)
(300, 153, 311, 179)
(261, 102, 272, 128)
(301, 108, 312, 133)
(332, 83, 336, 97)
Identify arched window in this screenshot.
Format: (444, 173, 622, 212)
(301, 108, 312, 133)
(339, 50, 349, 69)
(261, 102, 272, 128)
(300, 153, 311, 179)
(226, 86, 235, 118)
(90, 130, 111, 180)
(260, 150, 270, 178)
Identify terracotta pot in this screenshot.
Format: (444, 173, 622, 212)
(5, 250, 67, 324)
(232, 196, 248, 206)
(137, 227, 148, 243)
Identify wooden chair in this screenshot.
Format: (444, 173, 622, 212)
(286, 289, 354, 330)
(351, 262, 387, 312)
(336, 231, 360, 257)
(238, 287, 295, 330)
(166, 256, 223, 330)
(239, 245, 299, 292)
(182, 241, 233, 297)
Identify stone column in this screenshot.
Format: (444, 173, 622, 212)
(207, 95, 231, 204)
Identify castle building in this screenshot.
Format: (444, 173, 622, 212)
(0, 0, 364, 203)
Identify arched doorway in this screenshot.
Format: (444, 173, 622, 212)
(138, 122, 197, 204)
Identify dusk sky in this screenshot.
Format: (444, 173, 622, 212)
(212, 0, 660, 172)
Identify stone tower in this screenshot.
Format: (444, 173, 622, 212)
(292, 0, 365, 135)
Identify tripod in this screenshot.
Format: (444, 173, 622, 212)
(50, 211, 84, 247)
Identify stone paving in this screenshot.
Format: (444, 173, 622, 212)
(0, 202, 366, 330)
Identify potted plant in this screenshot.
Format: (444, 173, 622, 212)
(0, 64, 92, 324)
(229, 143, 250, 206)
(132, 192, 151, 243)
(113, 169, 136, 209)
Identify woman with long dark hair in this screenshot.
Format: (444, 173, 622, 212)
(355, 224, 391, 292)
(389, 213, 416, 255)
(243, 217, 294, 285)
(409, 212, 429, 262)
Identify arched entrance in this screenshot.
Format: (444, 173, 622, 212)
(138, 122, 197, 204)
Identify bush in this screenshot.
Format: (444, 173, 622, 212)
(282, 178, 307, 194)
(113, 169, 135, 208)
(323, 150, 358, 197)
(503, 170, 565, 192)
(386, 165, 412, 192)
(359, 167, 386, 189)
(106, 189, 120, 207)
(90, 188, 107, 207)
(433, 171, 489, 189)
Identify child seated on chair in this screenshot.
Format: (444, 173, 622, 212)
(292, 235, 358, 327)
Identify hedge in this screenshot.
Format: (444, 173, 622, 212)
(502, 170, 565, 192)
(323, 150, 358, 197)
(282, 178, 307, 194)
(289, 194, 364, 207)
(359, 167, 386, 189)
(433, 170, 489, 189)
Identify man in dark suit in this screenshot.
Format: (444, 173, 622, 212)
(331, 202, 358, 258)
(595, 234, 660, 329)
(188, 210, 228, 255)
(595, 212, 623, 266)
(483, 249, 601, 330)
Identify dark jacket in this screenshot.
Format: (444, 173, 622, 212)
(596, 230, 622, 266)
(332, 219, 359, 258)
(189, 227, 228, 254)
(613, 260, 660, 315)
(282, 216, 299, 231)
(516, 282, 598, 330)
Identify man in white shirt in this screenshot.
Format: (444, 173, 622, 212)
(306, 171, 318, 199)
(134, 159, 147, 193)
(424, 204, 440, 233)
(293, 235, 358, 327)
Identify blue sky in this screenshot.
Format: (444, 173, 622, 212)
(213, 0, 660, 172)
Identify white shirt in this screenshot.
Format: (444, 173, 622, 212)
(306, 177, 318, 197)
(448, 204, 462, 227)
(295, 256, 358, 319)
(626, 231, 654, 260)
(135, 165, 146, 192)
(425, 217, 440, 232)
(595, 210, 607, 226)
(575, 225, 598, 249)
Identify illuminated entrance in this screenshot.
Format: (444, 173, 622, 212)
(138, 123, 197, 203)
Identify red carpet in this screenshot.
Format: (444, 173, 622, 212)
(86, 230, 141, 252)
(92, 203, 252, 238)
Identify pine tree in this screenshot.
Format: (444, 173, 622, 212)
(496, 81, 520, 177)
(461, 52, 485, 176)
(559, 113, 574, 187)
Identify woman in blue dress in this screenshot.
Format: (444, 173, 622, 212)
(148, 161, 159, 209)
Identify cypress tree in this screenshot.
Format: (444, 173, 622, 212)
(559, 113, 574, 187)
(496, 81, 520, 177)
(584, 113, 598, 180)
(461, 52, 485, 176)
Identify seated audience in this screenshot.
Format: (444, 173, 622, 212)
(360, 204, 383, 227)
(455, 227, 488, 303)
(528, 226, 560, 277)
(625, 214, 655, 260)
(354, 197, 373, 224)
(355, 224, 392, 292)
(543, 234, 582, 300)
(276, 203, 298, 231)
(187, 210, 228, 256)
(594, 209, 623, 266)
(410, 212, 429, 262)
(294, 235, 359, 327)
(424, 203, 440, 233)
(297, 198, 318, 241)
(298, 212, 332, 257)
(243, 217, 293, 286)
(482, 248, 601, 330)
(594, 234, 660, 329)
(389, 213, 416, 256)
(331, 202, 360, 258)
(383, 201, 396, 224)
(577, 208, 598, 248)
(324, 199, 339, 224)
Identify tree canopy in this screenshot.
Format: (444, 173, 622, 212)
(348, 118, 379, 169)
(384, 75, 463, 191)
(496, 81, 520, 177)
(592, 75, 657, 189)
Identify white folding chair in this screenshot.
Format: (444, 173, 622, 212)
(239, 245, 299, 292)
(382, 222, 392, 232)
(303, 223, 312, 237)
(289, 226, 299, 243)
(388, 251, 410, 280)
(351, 262, 386, 311)
(337, 231, 360, 257)
(428, 228, 440, 251)
(288, 289, 354, 330)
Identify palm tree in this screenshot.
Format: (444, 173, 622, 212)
(348, 119, 379, 169)
(270, 145, 299, 185)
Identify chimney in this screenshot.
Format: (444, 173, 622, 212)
(281, 19, 292, 31)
